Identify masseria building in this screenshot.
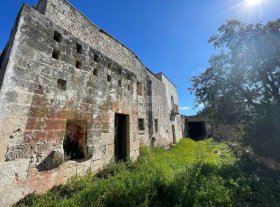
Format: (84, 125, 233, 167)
(0, 0, 183, 205)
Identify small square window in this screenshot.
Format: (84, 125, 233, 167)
(94, 54, 99, 62)
(76, 43, 82, 54)
(76, 60, 82, 69)
(53, 31, 62, 42)
(52, 49, 60, 60)
(93, 68, 98, 76)
(138, 119, 144, 130)
(107, 75, 111, 82)
(57, 79, 66, 90)
(118, 80, 122, 87)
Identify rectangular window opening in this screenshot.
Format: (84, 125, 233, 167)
(155, 119, 158, 132)
(128, 85, 131, 90)
(118, 80, 122, 87)
(57, 79, 66, 90)
(94, 54, 99, 62)
(107, 75, 111, 82)
(108, 62, 112, 69)
(76, 43, 82, 54)
(63, 120, 87, 160)
(93, 68, 98, 76)
(53, 31, 62, 42)
(52, 49, 60, 60)
(76, 60, 82, 69)
(137, 82, 143, 96)
(138, 118, 145, 130)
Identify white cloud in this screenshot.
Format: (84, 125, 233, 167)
(179, 106, 190, 110)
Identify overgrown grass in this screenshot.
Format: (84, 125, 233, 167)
(16, 138, 280, 207)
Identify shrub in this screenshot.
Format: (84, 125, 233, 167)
(171, 164, 232, 207)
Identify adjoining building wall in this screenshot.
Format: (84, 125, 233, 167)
(181, 115, 188, 138)
(156, 72, 182, 144)
(146, 70, 173, 147)
(0, 0, 182, 206)
(156, 73, 179, 111)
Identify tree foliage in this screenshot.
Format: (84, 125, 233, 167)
(191, 18, 280, 161)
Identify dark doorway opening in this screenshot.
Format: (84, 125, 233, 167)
(188, 121, 206, 140)
(172, 125, 176, 144)
(63, 120, 86, 160)
(115, 114, 129, 161)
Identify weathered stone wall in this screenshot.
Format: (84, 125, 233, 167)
(0, 4, 29, 162)
(156, 73, 179, 110)
(41, 0, 146, 78)
(181, 115, 188, 138)
(156, 72, 183, 143)
(0, 50, 5, 73)
(147, 70, 172, 147)
(0, 5, 29, 164)
(0, 0, 183, 205)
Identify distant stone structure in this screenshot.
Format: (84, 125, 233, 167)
(0, 0, 182, 205)
(181, 115, 212, 140)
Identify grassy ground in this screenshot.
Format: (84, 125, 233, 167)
(16, 138, 280, 207)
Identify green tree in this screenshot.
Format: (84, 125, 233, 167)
(191, 18, 280, 161)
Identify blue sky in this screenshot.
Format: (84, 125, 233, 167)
(1, 0, 280, 115)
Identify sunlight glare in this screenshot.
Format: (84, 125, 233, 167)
(246, 0, 262, 6)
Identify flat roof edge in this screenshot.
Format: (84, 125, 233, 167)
(156, 72, 177, 88)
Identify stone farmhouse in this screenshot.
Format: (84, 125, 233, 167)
(0, 0, 183, 205)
